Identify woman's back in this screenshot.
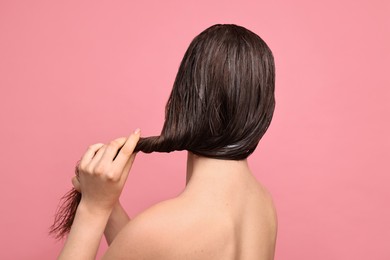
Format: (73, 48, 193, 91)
(176, 175, 277, 260)
(104, 157, 277, 260)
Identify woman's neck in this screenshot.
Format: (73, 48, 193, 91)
(182, 152, 255, 199)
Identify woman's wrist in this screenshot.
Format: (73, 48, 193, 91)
(77, 199, 114, 218)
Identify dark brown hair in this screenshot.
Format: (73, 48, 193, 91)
(50, 24, 276, 239)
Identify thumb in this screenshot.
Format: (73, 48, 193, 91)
(121, 153, 137, 181)
(71, 176, 81, 192)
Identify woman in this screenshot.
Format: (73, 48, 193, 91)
(56, 23, 277, 259)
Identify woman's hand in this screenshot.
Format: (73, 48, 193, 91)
(72, 129, 141, 214)
(58, 130, 140, 260)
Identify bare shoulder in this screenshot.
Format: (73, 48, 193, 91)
(102, 197, 230, 260)
(253, 180, 278, 230)
(102, 198, 183, 259)
(253, 181, 278, 247)
(102, 178, 278, 260)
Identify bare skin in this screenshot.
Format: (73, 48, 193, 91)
(59, 131, 277, 259)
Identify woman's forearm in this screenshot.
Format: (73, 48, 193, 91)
(104, 201, 130, 245)
(58, 202, 112, 260)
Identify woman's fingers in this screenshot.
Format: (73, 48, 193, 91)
(100, 137, 127, 162)
(89, 137, 127, 169)
(121, 153, 137, 179)
(80, 136, 127, 171)
(112, 129, 141, 177)
(87, 146, 106, 169)
(78, 130, 140, 183)
(79, 143, 105, 169)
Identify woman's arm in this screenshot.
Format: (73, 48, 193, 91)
(58, 202, 112, 260)
(58, 129, 140, 259)
(104, 201, 130, 245)
(72, 174, 130, 245)
(59, 194, 130, 259)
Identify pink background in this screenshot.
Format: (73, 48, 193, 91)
(1, 0, 389, 259)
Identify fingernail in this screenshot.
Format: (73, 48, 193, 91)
(134, 128, 140, 134)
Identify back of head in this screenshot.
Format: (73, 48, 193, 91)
(136, 24, 276, 160)
(50, 24, 276, 239)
